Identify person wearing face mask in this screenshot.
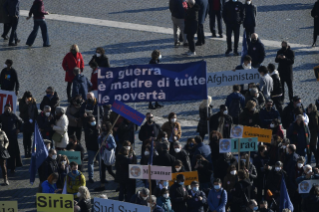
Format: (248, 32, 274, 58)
(154, 180, 170, 197)
(171, 141, 192, 171)
(41, 172, 61, 193)
(258, 66, 273, 100)
(197, 96, 213, 140)
(57, 155, 70, 188)
(240, 158, 257, 188)
(208, 178, 227, 212)
(169, 174, 189, 212)
(194, 155, 213, 190)
(52, 106, 69, 150)
(267, 63, 283, 116)
(275, 41, 295, 103)
(173, 160, 186, 173)
(233, 55, 252, 95)
(192, 136, 212, 167)
(0, 59, 19, 96)
(245, 200, 258, 212)
(0, 104, 22, 173)
(230, 170, 251, 212)
(186, 180, 207, 212)
(223, 165, 238, 194)
(253, 145, 269, 203)
(154, 142, 177, 170)
(72, 67, 92, 101)
(259, 99, 280, 129)
(0, 123, 9, 185)
(62, 44, 85, 102)
(118, 119, 137, 149)
(214, 152, 237, 181)
(66, 95, 85, 141)
(296, 165, 319, 201)
(84, 92, 103, 121)
(19, 91, 38, 158)
(89, 47, 110, 68)
(269, 119, 284, 139)
(157, 188, 174, 212)
(223, 0, 244, 56)
(268, 135, 283, 166)
(243, 0, 256, 45)
(225, 85, 246, 124)
(37, 105, 55, 143)
(74, 186, 92, 212)
(130, 188, 150, 206)
(147, 195, 165, 212)
(288, 156, 305, 211)
(302, 185, 319, 212)
(184, 138, 197, 159)
(247, 34, 265, 69)
(161, 112, 182, 146)
(65, 162, 86, 197)
(245, 87, 265, 111)
(282, 144, 299, 179)
(239, 100, 260, 127)
(307, 103, 319, 166)
(210, 105, 233, 139)
(38, 149, 58, 188)
(40, 86, 60, 115)
(149, 50, 164, 109)
(266, 161, 287, 200)
(282, 95, 305, 129)
(259, 201, 274, 212)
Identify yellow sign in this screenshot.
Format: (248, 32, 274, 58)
(169, 171, 199, 186)
(243, 126, 272, 143)
(36, 193, 74, 212)
(0, 201, 18, 212)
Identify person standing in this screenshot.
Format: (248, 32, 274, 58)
(275, 41, 295, 102)
(52, 106, 69, 150)
(223, 0, 244, 56)
(169, 174, 189, 212)
(0, 0, 11, 40)
(196, 0, 208, 46)
(258, 66, 273, 100)
(3, 0, 20, 46)
(0, 59, 19, 95)
(184, 0, 200, 56)
(0, 125, 9, 185)
(89, 47, 110, 68)
(196, 96, 212, 140)
(0, 104, 22, 173)
(306, 103, 319, 165)
(169, 0, 188, 46)
(267, 63, 283, 116)
(225, 85, 246, 124)
(71, 67, 92, 100)
(247, 33, 265, 68)
(25, 0, 50, 47)
(207, 178, 227, 212)
(62, 44, 85, 102)
(311, 0, 319, 47)
(243, 0, 256, 45)
(208, 0, 224, 38)
(40, 86, 60, 115)
(209, 105, 233, 138)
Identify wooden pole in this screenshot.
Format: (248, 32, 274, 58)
(238, 138, 241, 170)
(148, 164, 153, 211)
(247, 151, 251, 169)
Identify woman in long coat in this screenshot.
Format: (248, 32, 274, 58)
(0, 0, 11, 40)
(311, 0, 319, 47)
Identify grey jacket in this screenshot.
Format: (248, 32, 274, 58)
(259, 73, 273, 100)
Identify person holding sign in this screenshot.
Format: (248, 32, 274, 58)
(208, 178, 227, 212)
(169, 174, 189, 212)
(187, 180, 207, 212)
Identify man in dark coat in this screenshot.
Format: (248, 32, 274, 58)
(153, 142, 176, 168)
(171, 141, 192, 171)
(259, 99, 280, 129)
(282, 144, 299, 195)
(282, 95, 305, 129)
(247, 33, 265, 68)
(195, 0, 208, 46)
(230, 170, 252, 212)
(40, 86, 60, 115)
(275, 41, 295, 102)
(245, 87, 265, 111)
(311, 1, 319, 46)
(243, 0, 257, 45)
(268, 63, 283, 116)
(118, 118, 137, 146)
(266, 161, 287, 201)
(0, 104, 22, 172)
(208, 0, 225, 38)
(37, 105, 55, 142)
(38, 149, 58, 183)
(169, 174, 189, 212)
(0, 0, 11, 40)
(209, 105, 233, 138)
(223, 0, 244, 55)
(71, 67, 92, 100)
(0, 59, 19, 95)
(253, 145, 269, 203)
(187, 181, 207, 212)
(184, 1, 200, 56)
(3, 0, 20, 46)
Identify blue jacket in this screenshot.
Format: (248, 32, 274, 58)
(259, 107, 281, 128)
(41, 180, 57, 193)
(157, 196, 174, 212)
(169, 0, 186, 19)
(192, 142, 211, 166)
(4, 0, 19, 17)
(225, 92, 246, 109)
(207, 188, 227, 212)
(187, 189, 207, 212)
(98, 133, 116, 151)
(153, 205, 165, 212)
(72, 74, 92, 100)
(196, 0, 208, 24)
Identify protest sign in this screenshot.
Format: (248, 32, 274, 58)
(0, 90, 16, 114)
(206, 69, 260, 87)
(36, 193, 74, 212)
(129, 164, 172, 180)
(243, 126, 272, 143)
(93, 198, 150, 212)
(97, 61, 207, 104)
(57, 151, 81, 164)
(111, 100, 145, 126)
(220, 138, 258, 153)
(169, 171, 199, 186)
(298, 180, 319, 193)
(0, 201, 18, 212)
(230, 125, 244, 138)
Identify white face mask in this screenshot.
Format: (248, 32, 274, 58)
(275, 167, 281, 172)
(4, 64, 7, 68)
(297, 163, 303, 168)
(142, 196, 148, 200)
(77, 192, 81, 197)
(163, 193, 169, 198)
(231, 170, 237, 175)
(96, 53, 101, 57)
(159, 55, 162, 59)
(223, 110, 228, 115)
(45, 112, 50, 117)
(256, 93, 260, 98)
(270, 123, 275, 128)
(124, 146, 131, 150)
(62, 161, 67, 165)
(51, 155, 57, 160)
(175, 167, 181, 172)
(247, 1, 251, 4)
(174, 148, 181, 153)
(308, 170, 312, 174)
(144, 151, 150, 156)
(47, 147, 51, 151)
(171, 118, 177, 123)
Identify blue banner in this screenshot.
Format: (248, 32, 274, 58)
(111, 100, 145, 126)
(279, 175, 294, 212)
(97, 61, 207, 104)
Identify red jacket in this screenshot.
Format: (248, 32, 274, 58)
(62, 52, 84, 82)
(90, 68, 99, 91)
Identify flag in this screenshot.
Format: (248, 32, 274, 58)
(240, 29, 248, 64)
(148, 138, 154, 165)
(62, 181, 67, 194)
(29, 122, 49, 185)
(279, 175, 294, 212)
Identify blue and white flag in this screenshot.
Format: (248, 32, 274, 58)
(241, 30, 248, 64)
(279, 175, 294, 212)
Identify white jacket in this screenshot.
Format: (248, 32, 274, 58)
(53, 114, 69, 148)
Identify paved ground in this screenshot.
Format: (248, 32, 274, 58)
(0, 0, 318, 211)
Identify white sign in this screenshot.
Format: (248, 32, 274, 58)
(93, 198, 150, 212)
(219, 139, 232, 153)
(206, 69, 260, 87)
(129, 164, 172, 180)
(230, 125, 244, 138)
(298, 180, 319, 193)
(0, 90, 16, 114)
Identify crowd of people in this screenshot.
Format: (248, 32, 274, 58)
(0, 0, 319, 212)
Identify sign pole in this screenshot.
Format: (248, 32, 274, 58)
(206, 99, 210, 141)
(148, 164, 153, 211)
(238, 139, 241, 170)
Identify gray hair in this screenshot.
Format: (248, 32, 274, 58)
(303, 164, 312, 172)
(249, 199, 257, 206)
(296, 114, 304, 122)
(297, 156, 305, 163)
(147, 195, 156, 203)
(173, 141, 181, 148)
(250, 88, 258, 96)
(55, 106, 65, 115)
(188, 0, 195, 4)
(140, 188, 150, 196)
(44, 105, 51, 111)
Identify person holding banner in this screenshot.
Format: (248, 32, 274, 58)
(0, 59, 19, 95)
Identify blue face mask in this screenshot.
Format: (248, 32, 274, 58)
(189, 143, 194, 147)
(232, 0, 237, 2)
(72, 170, 79, 175)
(91, 121, 96, 126)
(192, 186, 199, 192)
(214, 185, 221, 190)
(253, 207, 258, 211)
(163, 181, 169, 187)
(46, 94, 52, 98)
(179, 182, 184, 186)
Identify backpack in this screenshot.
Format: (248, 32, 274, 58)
(229, 97, 243, 118)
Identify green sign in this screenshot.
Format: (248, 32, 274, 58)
(219, 137, 258, 153)
(57, 151, 81, 164)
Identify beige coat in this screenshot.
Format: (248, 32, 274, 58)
(0, 130, 9, 149)
(161, 121, 182, 141)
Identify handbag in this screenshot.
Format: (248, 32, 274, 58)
(0, 147, 10, 159)
(52, 132, 64, 143)
(102, 148, 115, 166)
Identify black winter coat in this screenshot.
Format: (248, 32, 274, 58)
(223, 0, 243, 25)
(253, 154, 269, 186)
(302, 194, 319, 212)
(72, 74, 92, 100)
(115, 153, 137, 183)
(311, 2, 319, 36)
(77, 199, 92, 212)
(169, 0, 186, 19)
(266, 169, 287, 197)
(270, 72, 282, 97)
(118, 120, 137, 145)
(19, 99, 38, 132)
(83, 121, 99, 151)
(247, 39, 265, 67)
(209, 112, 233, 138)
(184, 4, 200, 35)
(153, 150, 176, 168)
(282, 102, 305, 129)
(208, 0, 225, 12)
(40, 92, 60, 115)
(171, 149, 192, 171)
(169, 182, 188, 212)
(84, 99, 104, 120)
(89, 55, 110, 68)
(239, 108, 260, 127)
(197, 106, 212, 135)
(245, 92, 265, 111)
(243, 4, 256, 28)
(275, 46, 295, 80)
(0, 67, 19, 92)
(39, 157, 58, 182)
(37, 111, 55, 140)
(230, 179, 251, 212)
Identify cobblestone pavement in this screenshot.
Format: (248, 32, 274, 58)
(0, 0, 318, 211)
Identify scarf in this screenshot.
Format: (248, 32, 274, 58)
(242, 63, 252, 70)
